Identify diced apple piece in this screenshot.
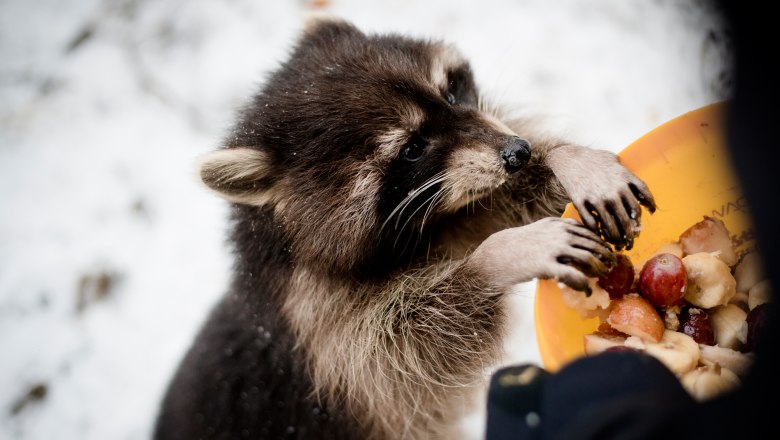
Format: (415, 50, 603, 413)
(679, 216, 737, 266)
(607, 294, 665, 343)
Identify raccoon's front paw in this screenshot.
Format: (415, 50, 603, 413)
(470, 218, 616, 293)
(548, 145, 656, 250)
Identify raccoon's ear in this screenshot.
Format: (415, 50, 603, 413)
(198, 147, 277, 205)
(302, 12, 360, 40)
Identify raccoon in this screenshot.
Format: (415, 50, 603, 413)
(153, 16, 655, 440)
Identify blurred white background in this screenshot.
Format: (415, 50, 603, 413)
(0, 0, 729, 439)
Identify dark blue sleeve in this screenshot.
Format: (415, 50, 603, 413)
(486, 352, 694, 440)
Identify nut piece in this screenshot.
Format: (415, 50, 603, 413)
(710, 304, 748, 349)
(679, 216, 737, 266)
(607, 294, 665, 343)
(682, 252, 737, 308)
(663, 306, 681, 331)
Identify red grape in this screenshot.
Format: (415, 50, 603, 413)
(638, 253, 687, 308)
(679, 307, 715, 345)
(598, 253, 635, 299)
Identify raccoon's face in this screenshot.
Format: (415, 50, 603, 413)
(200, 17, 530, 273)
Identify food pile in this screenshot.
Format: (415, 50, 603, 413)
(561, 216, 773, 401)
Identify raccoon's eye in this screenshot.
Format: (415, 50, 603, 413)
(402, 137, 426, 162)
(446, 92, 456, 105)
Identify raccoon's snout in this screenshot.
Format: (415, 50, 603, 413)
(501, 137, 531, 174)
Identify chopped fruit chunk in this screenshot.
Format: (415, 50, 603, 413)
(699, 344, 755, 377)
(560, 279, 611, 320)
(607, 294, 665, 343)
(748, 279, 772, 311)
(682, 252, 736, 308)
(735, 251, 766, 293)
(678, 308, 715, 345)
(679, 216, 737, 266)
(681, 365, 740, 401)
(710, 304, 748, 350)
(583, 332, 627, 355)
(641, 330, 701, 376)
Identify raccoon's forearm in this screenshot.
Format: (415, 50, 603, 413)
(543, 143, 611, 189)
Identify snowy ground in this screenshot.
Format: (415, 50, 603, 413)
(0, 1, 729, 439)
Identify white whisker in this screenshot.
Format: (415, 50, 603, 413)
(393, 186, 446, 250)
(380, 171, 448, 233)
(420, 187, 448, 232)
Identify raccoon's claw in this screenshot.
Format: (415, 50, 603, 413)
(572, 174, 653, 250)
(556, 268, 591, 296)
(577, 198, 635, 250)
(565, 221, 617, 268)
(548, 145, 655, 250)
(630, 181, 656, 213)
(551, 219, 617, 292)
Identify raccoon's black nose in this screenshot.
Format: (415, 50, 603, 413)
(501, 137, 531, 174)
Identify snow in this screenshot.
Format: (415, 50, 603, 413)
(0, 0, 729, 439)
